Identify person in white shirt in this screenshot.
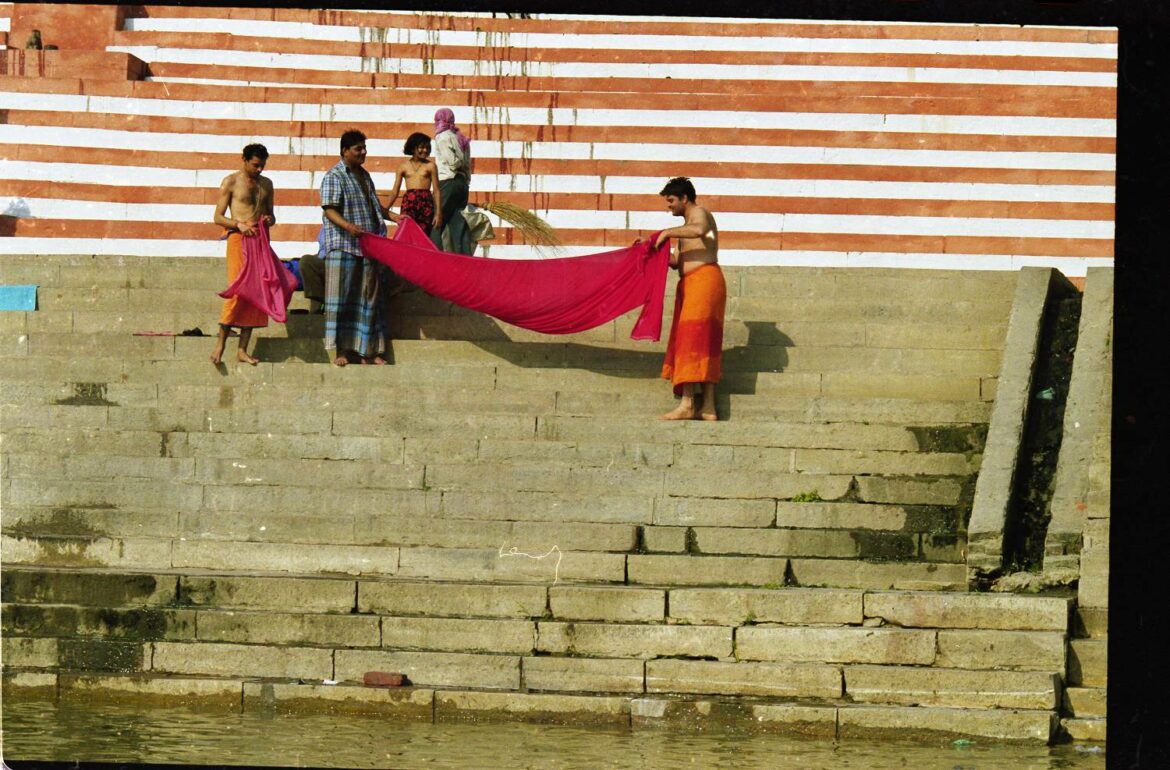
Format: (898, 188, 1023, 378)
(431, 108, 474, 255)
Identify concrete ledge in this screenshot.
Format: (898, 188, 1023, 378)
(838, 704, 1056, 743)
(750, 703, 838, 737)
(59, 673, 241, 708)
(435, 690, 630, 725)
(1045, 267, 1113, 560)
(968, 267, 1077, 577)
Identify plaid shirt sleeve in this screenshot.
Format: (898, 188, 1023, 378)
(320, 168, 344, 211)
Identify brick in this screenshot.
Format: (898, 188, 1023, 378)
(845, 665, 1059, 709)
(864, 591, 1070, 631)
(381, 617, 535, 654)
(151, 641, 332, 680)
(549, 586, 665, 623)
(358, 582, 546, 619)
(523, 656, 645, 694)
(335, 650, 519, 690)
(628, 555, 787, 587)
(537, 621, 732, 659)
(669, 587, 863, 626)
(647, 659, 841, 698)
(935, 630, 1067, 671)
(435, 690, 630, 725)
(737, 627, 936, 665)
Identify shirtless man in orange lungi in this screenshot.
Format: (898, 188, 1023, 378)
(654, 177, 725, 421)
(210, 143, 275, 365)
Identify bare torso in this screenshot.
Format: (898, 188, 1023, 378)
(400, 159, 435, 191)
(216, 171, 272, 227)
(676, 206, 719, 276)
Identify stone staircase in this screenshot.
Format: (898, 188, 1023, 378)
(0, 258, 1078, 742)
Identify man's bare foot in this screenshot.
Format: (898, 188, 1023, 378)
(333, 355, 349, 367)
(237, 350, 259, 365)
(209, 344, 225, 365)
(362, 355, 389, 365)
(698, 409, 718, 421)
(661, 403, 697, 421)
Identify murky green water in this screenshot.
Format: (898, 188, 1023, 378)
(2, 700, 1105, 769)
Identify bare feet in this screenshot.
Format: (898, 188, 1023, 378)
(237, 350, 259, 366)
(362, 355, 389, 365)
(209, 343, 225, 365)
(333, 355, 349, 367)
(661, 403, 697, 421)
(698, 409, 718, 421)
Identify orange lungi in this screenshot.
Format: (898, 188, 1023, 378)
(661, 262, 726, 395)
(218, 232, 269, 328)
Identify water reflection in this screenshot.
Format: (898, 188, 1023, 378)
(2, 699, 1104, 769)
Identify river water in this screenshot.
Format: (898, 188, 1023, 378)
(2, 699, 1105, 769)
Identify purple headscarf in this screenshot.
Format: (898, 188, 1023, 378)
(434, 108, 471, 154)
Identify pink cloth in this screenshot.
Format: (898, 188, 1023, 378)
(359, 217, 670, 340)
(217, 220, 298, 324)
(434, 108, 471, 154)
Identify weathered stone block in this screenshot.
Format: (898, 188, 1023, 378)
(549, 586, 665, 622)
(151, 642, 332, 680)
(242, 681, 433, 718)
(774, 502, 906, 531)
(537, 622, 732, 659)
(790, 559, 967, 591)
(647, 659, 841, 698)
(196, 611, 379, 647)
(435, 690, 630, 725)
(173, 540, 398, 576)
(669, 587, 862, 626)
(60, 674, 241, 708)
(737, 627, 936, 665)
(642, 526, 687, 553)
(693, 527, 859, 558)
(523, 656, 645, 693)
(1061, 717, 1106, 742)
(334, 650, 520, 690)
(856, 477, 962, 506)
(4, 604, 196, 642)
(178, 576, 355, 612)
(0, 535, 173, 571)
(1064, 686, 1107, 718)
(3, 570, 176, 607)
(441, 490, 654, 525)
(844, 665, 1059, 710)
(628, 555, 788, 587)
(2, 636, 58, 668)
(838, 704, 1055, 742)
(381, 617, 536, 654)
(935, 630, 1066, 671)
(653, 497, 775, 528)
(666, 469, 853, 500)
(864, 592, 1069, 631)
(358, 582, 546, 619)
(750, 704, 838, 737)
(397, 547, 624, 584)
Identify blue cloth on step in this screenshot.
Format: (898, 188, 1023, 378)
(0, 285, 37, 311)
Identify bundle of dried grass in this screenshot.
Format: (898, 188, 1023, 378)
(481, 200, 563, 256)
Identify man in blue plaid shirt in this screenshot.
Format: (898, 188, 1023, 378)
(320, 129, 400, 365)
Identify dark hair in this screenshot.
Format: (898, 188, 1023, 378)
(659, 177, 696, 202)
(404, 132, 432, 156)
(242, 143, 269, 162)
(340, 129, 367, 154)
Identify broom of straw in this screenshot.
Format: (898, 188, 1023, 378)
(480, 200, 563, 257)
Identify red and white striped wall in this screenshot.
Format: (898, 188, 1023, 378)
(0, 6, 1116, 274)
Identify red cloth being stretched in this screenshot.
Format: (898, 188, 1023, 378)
(359, 217, 671, 340)
(217, 220, 298, 324)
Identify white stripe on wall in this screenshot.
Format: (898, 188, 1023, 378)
(120, 18, 1118, 59)
(0, 162, 1116, 203)
(107, 46, 1118, 87)
(0, 99, 1119, 140)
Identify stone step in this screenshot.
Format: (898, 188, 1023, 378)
(1067, 638, 1107, 687)
(1, 308, 1008, 351)
(7, 333, 1005, 377)
(1060, 717, 1106, 743)
(1063, 686, 1107, 718)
